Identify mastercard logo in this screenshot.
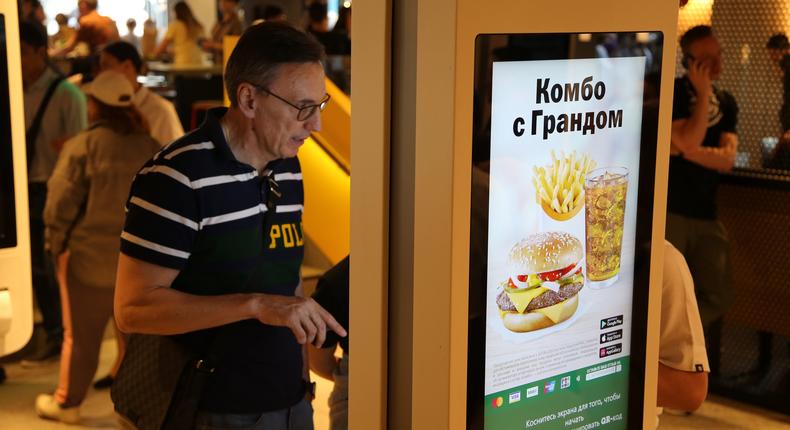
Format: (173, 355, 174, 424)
(491, 397, 504, 408)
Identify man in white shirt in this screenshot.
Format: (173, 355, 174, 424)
(657, 241, 710, 423)
(99, 40, 184, 146)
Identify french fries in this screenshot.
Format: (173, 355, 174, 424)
(532, 151, 596, 218)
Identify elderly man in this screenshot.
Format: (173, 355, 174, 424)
(114, 23, 344, 430)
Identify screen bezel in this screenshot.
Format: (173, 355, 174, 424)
(466, 31, 662, 430)
(0, 13, 18, 249)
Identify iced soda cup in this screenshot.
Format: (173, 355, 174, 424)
(584, 167, 628, 287)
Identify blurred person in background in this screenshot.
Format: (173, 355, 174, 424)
(100, 41, 183, 147)
(335, 5, 351, 35)
(122, 18, 140, 53)
(306, 2, 328, 35)
(323, 4, 350, 91)
(51, 0, 120, 58)
(19, 21, 87, 367)
(92, 40, 184, 388)
(19, 0, 47, 36)
(202, 0, 244, 64)
(51, 14, 76, 51)
(766, 34, 790, 141)
(765, 34, 790, 167)
(141, 18, 158, 60)
(307, 2, 347, 58)
(35, 71, 159, 424)
(258, 5, 288, 24)
(327, 7, 351, 55)
(667, 25, 738, 375)
(155, 1, 205, 65)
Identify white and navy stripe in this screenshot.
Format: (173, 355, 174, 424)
(120, 108, 304, 269)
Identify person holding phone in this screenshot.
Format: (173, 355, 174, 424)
(666, 25, 738, 375)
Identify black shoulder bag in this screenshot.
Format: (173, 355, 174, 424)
(111, 332, 226, 430)
(26, 74, 65, 168)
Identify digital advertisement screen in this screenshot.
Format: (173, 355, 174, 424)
(0, 14, 17, 249)
(468, 32, 663, 430)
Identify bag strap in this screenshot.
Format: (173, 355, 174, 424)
(26, 74, 66, 169)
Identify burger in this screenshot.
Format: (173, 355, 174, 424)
(496, 232, 584, 332)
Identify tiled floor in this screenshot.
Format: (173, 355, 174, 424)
(0, 336, 787, 429)
(659, 396, 790, 429)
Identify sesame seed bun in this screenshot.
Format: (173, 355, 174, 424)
(508, 232, 583, 274)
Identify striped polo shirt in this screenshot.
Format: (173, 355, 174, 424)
(120, 107, 306, 413)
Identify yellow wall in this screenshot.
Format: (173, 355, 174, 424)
(319, 79, 351, 171)
(300, 137, 350, 264)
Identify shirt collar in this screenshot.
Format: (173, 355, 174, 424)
(201, 107, 238, 163)
(201, 107, 285, 172)
(28, 67, 58, 93)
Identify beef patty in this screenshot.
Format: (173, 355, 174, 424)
(496, 281, 583, 313)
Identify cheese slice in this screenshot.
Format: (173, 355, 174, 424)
(504, 287, 548, 314)
(534, 300, 568, 323)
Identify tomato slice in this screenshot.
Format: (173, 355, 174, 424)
(537, 263, 577, 282)
(516, 274, 528, 283)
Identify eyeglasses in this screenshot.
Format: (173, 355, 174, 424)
(255, 86, 331, 121)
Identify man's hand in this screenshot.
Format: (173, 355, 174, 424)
(687, 58, 712, 97)
(670, 61, 715, 154)
(253, 294, 347, 348)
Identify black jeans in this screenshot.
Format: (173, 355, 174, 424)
(28, 182, 63, 343)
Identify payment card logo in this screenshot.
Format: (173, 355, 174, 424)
(544, 380, 556, 394)
(508, 391, 521, 404)
(492, 397, 504, 408)
(526, 386, 539, 398)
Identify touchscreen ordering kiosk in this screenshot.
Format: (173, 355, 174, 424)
(346, 1, 679, 428)
(0, 5, 34, 356)
(467, 32, 663, 430)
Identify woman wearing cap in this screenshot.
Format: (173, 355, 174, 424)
(35, 71, 159, 424)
